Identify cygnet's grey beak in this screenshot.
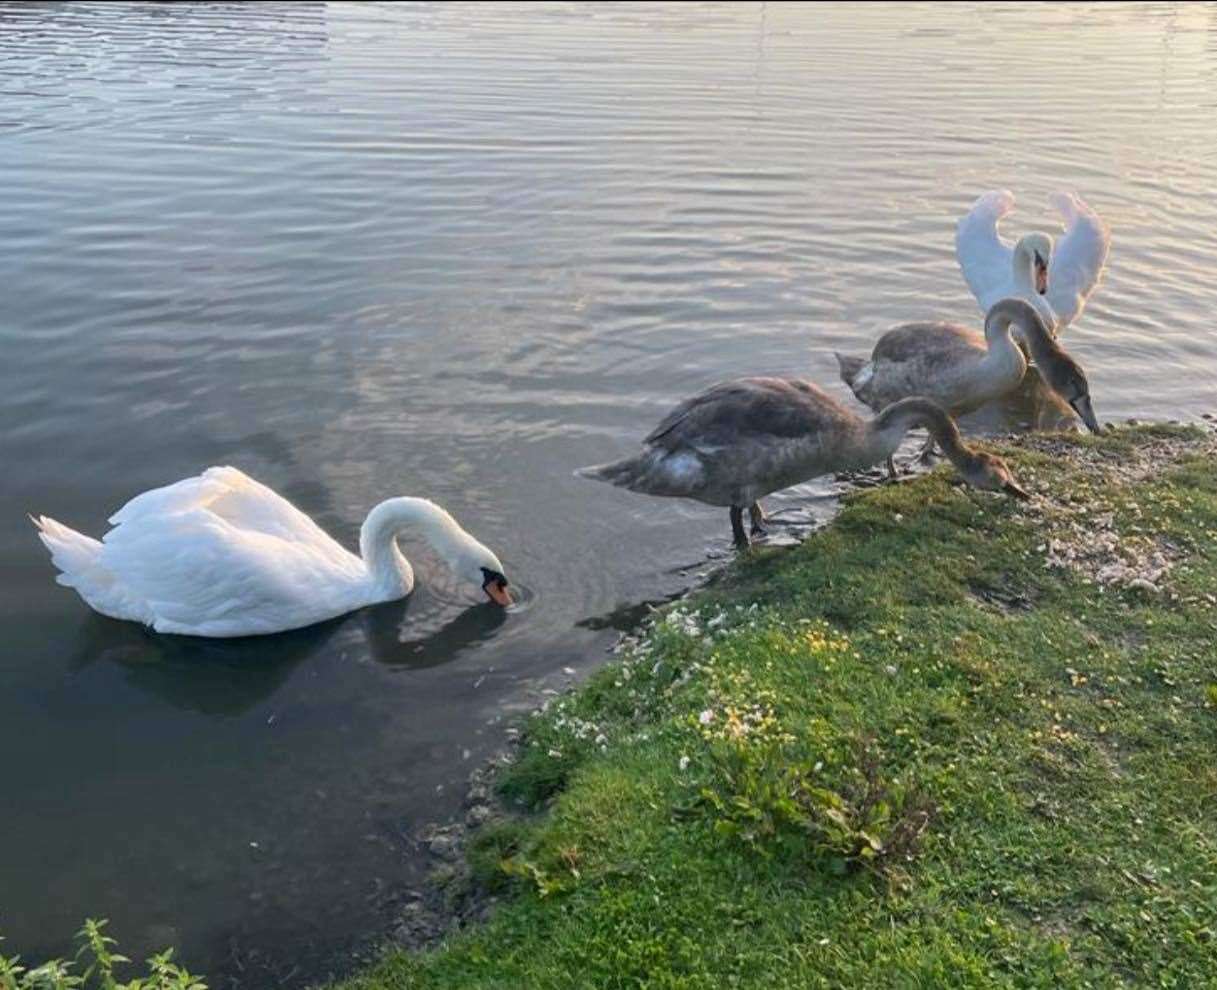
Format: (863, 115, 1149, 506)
(1071, 394, 1102, 434)
(1002, 479, 1032, 501)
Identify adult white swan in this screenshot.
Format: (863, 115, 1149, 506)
(33, 466, 512, 638)
(956, 190, 1110, 333)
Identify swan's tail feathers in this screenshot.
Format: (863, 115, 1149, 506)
(834, 352, 868, 388)
(31, 515, 136, 621)
(835, 353, 877, 404)
(575, 449, 703, 498)
(574, 458, 640, 487)
(32, 515, 104, 584)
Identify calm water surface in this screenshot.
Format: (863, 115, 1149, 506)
(3, 2, 1216, 983)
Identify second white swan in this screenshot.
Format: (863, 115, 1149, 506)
(956, 190, 1110, 333)
(33, 466, 512, 638)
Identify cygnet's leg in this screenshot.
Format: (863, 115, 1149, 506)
(916, 435, 938, 465)
(749, 501, 768, 537)
(885, 456, 901, 481)
(730, 506, 750, 549)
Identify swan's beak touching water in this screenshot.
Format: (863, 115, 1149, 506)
(481, 568, 513, 606)
(1034, 252, 1049, 295)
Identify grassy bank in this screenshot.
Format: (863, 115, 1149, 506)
(331, 424, 1217, 989)
(8, 428, 1213, 988)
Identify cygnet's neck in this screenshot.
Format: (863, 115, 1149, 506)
(869, 397, 976, 473)
(980, 298, 1032, 381)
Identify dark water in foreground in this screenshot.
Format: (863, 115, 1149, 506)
(2, 2, 1216, 984)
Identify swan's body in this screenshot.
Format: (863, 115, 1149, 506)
(33, 466, 511, 638)
(956, 190, 1110, 333)
(577, 379, 1028, 547)
(835, 297, 1101, 433)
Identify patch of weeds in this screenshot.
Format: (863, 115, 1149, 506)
(465, 819, 532, 893)
(0, 920, 205, 990)
(692, 730, 934, 878)
(496, 743, 579, 810)
(497, 857, 576, 899)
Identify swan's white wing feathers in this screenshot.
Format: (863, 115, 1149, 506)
(99, 507, 364, 637)
(101, 467, 366, 636)
(110, 466, 339, 554)
(1045, 192, 1110, 326)
(956, 189, 1016, 312)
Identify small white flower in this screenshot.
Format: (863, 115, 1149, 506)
(594, 733, 608, 746)
(678, 755, 691, 772)
(813, 761, 824, 772)
(547, 748, 562, 758)
(698, 709, 715, 725)
(884, 664, 898, 676)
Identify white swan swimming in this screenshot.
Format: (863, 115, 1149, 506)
(33, 466, 512, 638)
(956, 190, 1110, 333)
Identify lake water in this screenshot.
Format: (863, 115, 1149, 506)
(3, 1, 1215, 984)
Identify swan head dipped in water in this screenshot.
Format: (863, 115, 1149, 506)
(357, 495, 513, 607)
(34, 467, 512, 638)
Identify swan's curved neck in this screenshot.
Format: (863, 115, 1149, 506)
(979, 298, 1030, 373)
(1014, 306, 1067, 370)
(1011, 239, 1037, 293)
(869, 398, 976, 470)
(359, 497, 474, 596)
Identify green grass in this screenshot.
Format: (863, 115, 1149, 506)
(336, 425, 1217, 989)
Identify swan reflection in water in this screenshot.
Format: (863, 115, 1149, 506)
(59, 592, 511, 717)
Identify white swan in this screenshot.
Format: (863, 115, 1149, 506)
(956, 190, 1111, 333)
(33, 466, 512, 638)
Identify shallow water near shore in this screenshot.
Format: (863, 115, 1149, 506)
(2, 2, 1216, 984)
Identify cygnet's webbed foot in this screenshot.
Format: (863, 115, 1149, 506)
(730, 506, 751, 549)
(749, 501, 768, 537)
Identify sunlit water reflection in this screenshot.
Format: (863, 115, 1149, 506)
(2, 2, 1215, 984)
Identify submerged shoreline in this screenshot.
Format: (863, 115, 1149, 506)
(328, 423, 1217, 989)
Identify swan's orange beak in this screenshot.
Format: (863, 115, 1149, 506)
(484, 579, 512, 607)
(1035, 255, 1048, 295)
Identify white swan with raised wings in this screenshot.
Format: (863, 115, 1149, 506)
(956, 190, 1110, 333)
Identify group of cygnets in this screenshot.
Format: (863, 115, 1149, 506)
(34, 191, 1109, 639)
(581, 190, 1109, 546)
